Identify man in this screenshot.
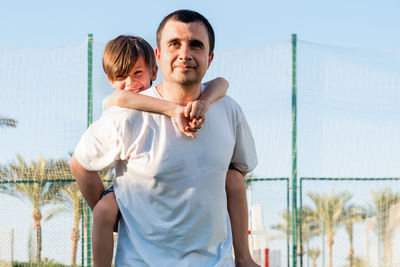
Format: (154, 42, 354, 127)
(70, 9, 257, 266)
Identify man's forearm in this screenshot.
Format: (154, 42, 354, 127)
(70, 155, 105, 210)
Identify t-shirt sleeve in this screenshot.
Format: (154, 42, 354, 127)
(230, 108, 258, 173)
(73, 113, 123, 172)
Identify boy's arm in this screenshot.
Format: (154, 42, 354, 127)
(185, 77, 229, 119)
(109, 91, 196, 138)
(109, 91, 180, 118)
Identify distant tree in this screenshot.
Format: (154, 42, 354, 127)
(271, 206, 320, 257)
(43, 159, 113, 266)
(368, 188, 400, 266)
(308, 190, 352, 267)
(0, 155, 64, 264)
(307, 247, 321, 267)
(342, 204, 365, 267)
(0, 117, 17, 128)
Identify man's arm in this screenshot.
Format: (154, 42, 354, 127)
(70, 155, 105, 210)
(229, 163, 247, 177)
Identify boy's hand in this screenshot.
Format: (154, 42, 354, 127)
(108, 90, 122, 107)
(184, 100, 210, 120)
(172, 105, 198, 139)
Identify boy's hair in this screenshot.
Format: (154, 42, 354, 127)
(102, 35, 156, 81)
(156, 9, 215, 56)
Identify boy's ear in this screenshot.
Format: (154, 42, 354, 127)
(151, 65, 158, 81)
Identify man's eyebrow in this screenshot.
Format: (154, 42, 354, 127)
(167, 38, 180, 44)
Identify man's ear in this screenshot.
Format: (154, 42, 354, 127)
(207, 52, 214, 69)
(151, 65, 158, 81)
(155, 47, 161, 62)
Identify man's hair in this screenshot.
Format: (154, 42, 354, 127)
(156, 10, 215, 56)
(102, 35, 156, 81)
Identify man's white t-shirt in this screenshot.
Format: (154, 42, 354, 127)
(74, 86, 257, 267)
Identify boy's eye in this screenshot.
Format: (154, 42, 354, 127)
(134, 71, 143, 75)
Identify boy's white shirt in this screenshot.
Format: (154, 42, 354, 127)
(74, 86, 257, 266)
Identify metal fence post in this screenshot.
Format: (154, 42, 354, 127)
(291, 33, 298, 267)
(86, 33, 94, 267)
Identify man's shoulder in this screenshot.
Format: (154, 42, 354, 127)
(140, 86, 160, 98)
(218, 95, 244, 114)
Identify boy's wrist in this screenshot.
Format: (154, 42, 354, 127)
(166, 102, 182, 118)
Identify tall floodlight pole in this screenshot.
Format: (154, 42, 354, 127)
(291, 33, 298, 267)
(86, 33, 94, 267)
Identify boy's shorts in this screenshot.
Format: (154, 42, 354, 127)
(101, 186, 114, 198)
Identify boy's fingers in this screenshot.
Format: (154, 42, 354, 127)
(184, 103, 192, 118)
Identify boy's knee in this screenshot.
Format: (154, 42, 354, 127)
(226, 169, 246, 195)
(93, 198, 118, 227)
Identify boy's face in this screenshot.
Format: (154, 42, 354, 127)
(109, 57, 157, 92)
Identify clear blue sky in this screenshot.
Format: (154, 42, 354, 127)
(1, 0, 399, 50)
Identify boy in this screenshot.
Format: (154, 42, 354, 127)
(89, 35, 259, 267)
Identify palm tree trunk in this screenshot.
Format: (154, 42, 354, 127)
(347, 224, 354, 267)
(71, 201, 81, 266)
(32, 209, 42, 264)
(327, 234, 334, 267)
(383, 234, 392, 267)
(71, 226, 79, 266)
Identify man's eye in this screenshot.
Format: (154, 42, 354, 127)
(190, 41, 203, 49)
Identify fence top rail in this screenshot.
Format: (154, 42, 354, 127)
(246, 177, 289, 182)
(301, 177, 400, 181)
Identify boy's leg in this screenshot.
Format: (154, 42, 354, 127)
(226, 169, 260, 267)
(92, 191, 119, 267)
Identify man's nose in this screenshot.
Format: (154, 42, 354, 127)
(178, 44, 192, 61)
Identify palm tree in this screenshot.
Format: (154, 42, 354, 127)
(271, 206, 320, 258)
(368, 188, 400, 267)
(308, 190, 352, 267)
(0, 116, 17, 128)
(307, 247, 320, 267)
(0, 155, 63, 264)
(43, 159, 82, 266)
(44, 159, 113, 266)
(342, 204, 365, 267)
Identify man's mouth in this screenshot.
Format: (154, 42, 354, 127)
(174, 63, 196, 70)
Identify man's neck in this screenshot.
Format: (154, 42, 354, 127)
(156, 82, 202, 105)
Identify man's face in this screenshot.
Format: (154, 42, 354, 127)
(109, 57, 157, 92)
(155, 20, 214, 86)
